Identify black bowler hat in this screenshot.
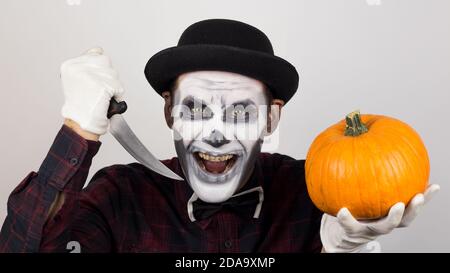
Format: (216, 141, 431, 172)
(144, 19, 299, 103)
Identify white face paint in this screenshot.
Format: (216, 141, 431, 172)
(171, 71, 270, 203)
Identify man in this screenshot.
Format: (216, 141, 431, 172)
(0, 19, 439, 253)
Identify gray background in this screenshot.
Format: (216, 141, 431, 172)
(0, 0, 449, 252)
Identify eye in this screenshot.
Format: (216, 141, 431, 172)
(191, 106, 202, 113)
(189, 106, 203, 120)
(232, 109, 246, 117)
(180, 97, 213, 121)
(187, 105, 213, 120)
(225, 105, 257, 123)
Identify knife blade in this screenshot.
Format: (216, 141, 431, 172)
(107, 98, 183, 181)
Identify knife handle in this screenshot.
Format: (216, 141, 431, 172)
(107, 98, 128, 118)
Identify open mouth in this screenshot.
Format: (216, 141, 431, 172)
(194, 152, 238, 174)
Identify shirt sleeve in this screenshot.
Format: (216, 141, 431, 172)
(0, 125, 101, 253)
(39, 168, 117, 253)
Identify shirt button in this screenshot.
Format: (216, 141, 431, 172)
(69, 157, 79, 166)
(224, 240, 233, 249)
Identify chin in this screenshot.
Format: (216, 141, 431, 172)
(174, 139, 248, 203)
(187, 147, 246, 203)
(175, 138, 260, 203)
(189, 178, 241, 203)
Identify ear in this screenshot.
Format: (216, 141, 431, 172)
(264, 99, 284, 136)
(162, 91, 173, 128)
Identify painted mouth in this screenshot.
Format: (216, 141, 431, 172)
(194, 152, 238, 174)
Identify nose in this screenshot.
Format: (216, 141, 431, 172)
(202, 130, 230, 148)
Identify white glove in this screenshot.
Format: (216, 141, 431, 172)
(320, 184, 440, 253)
(60, 47, 125, 135)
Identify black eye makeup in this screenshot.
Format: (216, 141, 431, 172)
(224, 100, 258, 124)
(181, 96, 213, 121)
(178, 96, 258, 123)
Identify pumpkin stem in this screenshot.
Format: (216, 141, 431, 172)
(344, 110, 368, 136)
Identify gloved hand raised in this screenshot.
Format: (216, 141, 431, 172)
(320, 184, 440, 253)
(61, 47, 125, 136)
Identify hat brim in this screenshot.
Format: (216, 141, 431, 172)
(144, 44, 299, 103)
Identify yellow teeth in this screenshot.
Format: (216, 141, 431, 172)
(198, 152, 234, 162)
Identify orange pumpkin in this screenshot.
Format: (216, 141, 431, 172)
(305, 110, 430, 219)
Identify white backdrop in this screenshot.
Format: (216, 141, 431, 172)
(0, 0, 449, 252)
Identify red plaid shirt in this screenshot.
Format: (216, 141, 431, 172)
(0, 125, 323, 253)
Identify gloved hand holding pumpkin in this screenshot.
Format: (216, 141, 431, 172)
(305, 110, 440, 253)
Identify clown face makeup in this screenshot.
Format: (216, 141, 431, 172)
(170, 71, 271, 203)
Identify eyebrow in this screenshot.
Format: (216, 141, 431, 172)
(226, 99, 257, 108)
(181, 96, 208, 108)
(181, 96, 257, 109)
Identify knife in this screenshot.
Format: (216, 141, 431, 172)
(107, 98, 184, 181)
